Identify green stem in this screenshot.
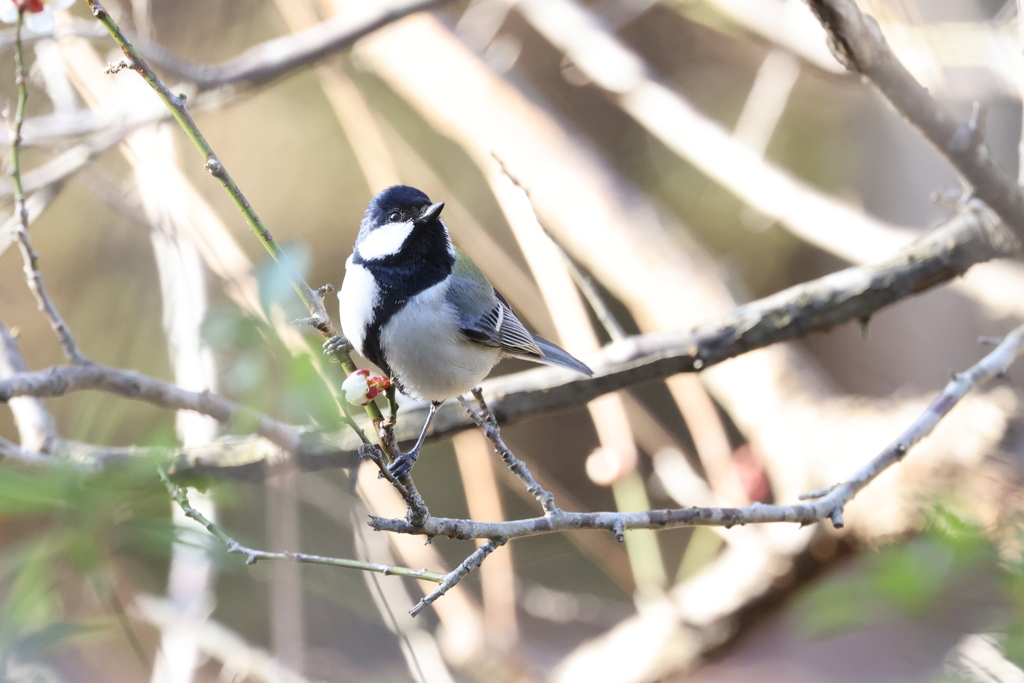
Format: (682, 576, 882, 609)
(8, 10, 87, 364)
(90, 4, 302, 303)
(85, 0, 383, 424)
(159, 470, 444, 583)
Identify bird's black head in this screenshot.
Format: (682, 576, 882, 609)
(353, 184, 454, 285)
(359, 185, 444, 237)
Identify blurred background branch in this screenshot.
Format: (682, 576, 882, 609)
(1, 0, 1023, 681)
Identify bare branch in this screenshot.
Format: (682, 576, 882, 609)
(12, 224, 88, 364)
(0, 361, 338, 463)
(458, 390, 558, 515)
(138, 0, 458, 91)
(372, 323, 1024, 542)
(807, 0, 1024, 244)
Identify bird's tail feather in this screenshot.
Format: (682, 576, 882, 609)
(524, 335, 593, 376)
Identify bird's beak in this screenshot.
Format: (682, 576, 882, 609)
(420, 201, 445, 223)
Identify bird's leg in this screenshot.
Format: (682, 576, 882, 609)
(384, 380, 399, 429)
(388, 400, 443, 479)
(322, 335, 351, 360)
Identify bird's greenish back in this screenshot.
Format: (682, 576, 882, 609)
(446, 247, 497, 321)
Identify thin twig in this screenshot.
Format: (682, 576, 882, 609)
(159, 470, 444, 583)
(494, 153, 629, 342)
(409, 538, 503, 617)
(555, 249, 628, 342)
(458, 390, 559, 515)
(6, 12, 88, 364)
(372, 322, 1024, 539)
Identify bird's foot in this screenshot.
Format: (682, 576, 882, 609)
(387, 449, 419, 480)
(322, 335, 352, 360)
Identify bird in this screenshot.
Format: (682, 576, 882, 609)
(325, 185, 593, 479)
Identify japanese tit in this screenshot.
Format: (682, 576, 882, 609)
(326, 185, 592, 478)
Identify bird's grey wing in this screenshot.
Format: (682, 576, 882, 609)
(492, 291, 543, 357)
(456, 293, 543, 357)
(448, 270, 591, 374)
(446, 250, 542, 357)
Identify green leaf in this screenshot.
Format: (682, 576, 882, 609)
(0, 469, 76, 516)
(871, 539, 953, 613)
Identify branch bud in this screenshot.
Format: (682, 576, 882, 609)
(341, 369, 390, 406)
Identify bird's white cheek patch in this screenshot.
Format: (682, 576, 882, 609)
(357, 221, 415, 260)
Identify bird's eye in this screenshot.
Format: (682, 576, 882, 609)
(388, 211, 402, 223)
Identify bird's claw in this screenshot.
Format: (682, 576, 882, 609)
(322, 335, 352, 360)
(387, 450, 419, 480)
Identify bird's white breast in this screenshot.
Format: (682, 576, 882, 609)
(379, 280, 501, 402)
(338, 255, 378, 355)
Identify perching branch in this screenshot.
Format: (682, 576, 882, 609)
(372, 320, 1024, 610)
(807, 0, 1024, 244)
(371, 323, 1024, 542)
(159, 470, 443, 583)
